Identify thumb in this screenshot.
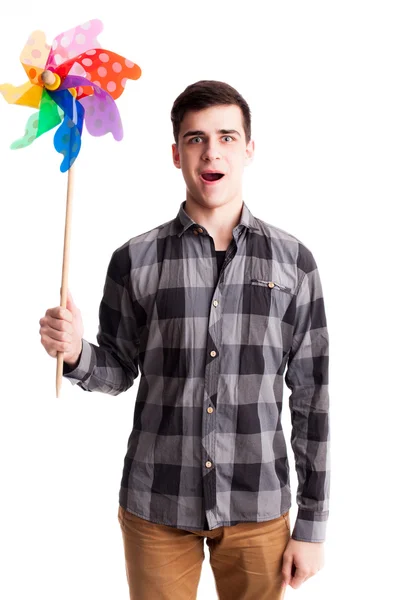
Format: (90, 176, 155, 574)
(66, 288, 76, 314)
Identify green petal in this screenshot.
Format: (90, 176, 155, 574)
(10, 89, 63, 150)
(37, 89, 63, 137)
(10, 111, 40, 149)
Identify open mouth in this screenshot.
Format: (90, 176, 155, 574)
(200, 173, 225, 182)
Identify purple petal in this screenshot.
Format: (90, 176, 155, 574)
(60, 75, 123, 140)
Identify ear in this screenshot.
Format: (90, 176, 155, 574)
(244, 139, 255, 166)
(172, 143, 181, 169)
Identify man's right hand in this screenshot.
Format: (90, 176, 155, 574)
(39, 289, 84, 366)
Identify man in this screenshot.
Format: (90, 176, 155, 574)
(39, 80, 330, 600)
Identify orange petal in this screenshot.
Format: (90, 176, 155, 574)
(19, 30, 50, 85)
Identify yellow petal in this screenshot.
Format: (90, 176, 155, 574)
(0, 81, 42, 108)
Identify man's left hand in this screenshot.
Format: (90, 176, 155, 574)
(281, 538, 324, 589)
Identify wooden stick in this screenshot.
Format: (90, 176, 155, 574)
(56, 164, 75, 398)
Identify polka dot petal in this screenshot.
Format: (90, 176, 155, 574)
(59, 49, 141, 100)
(20, 30, 51, 75)
(79, 82, 123, 140)
(60, 36, 70, 48)
(46, 19, 103, 69)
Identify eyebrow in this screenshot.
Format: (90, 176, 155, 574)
(182, 129, 241, 139)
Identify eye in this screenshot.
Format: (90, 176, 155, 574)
(189, 136, 202, 144)
(222, 135, 234, 142)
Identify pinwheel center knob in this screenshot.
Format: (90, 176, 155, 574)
(40, 70, 61, 91)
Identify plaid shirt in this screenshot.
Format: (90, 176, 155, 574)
(63, 200, 330, 542)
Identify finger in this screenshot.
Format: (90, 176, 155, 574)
(290, 569, 308, 590)
(281, 554, 293, 587)
(39, 318, 72, 336)
(41, 334, 70, 354)
(41, 313, 73, 332)
(46, 306, 73, 322)
(41, 342, 57, 358)
(41, 326, 72, 344)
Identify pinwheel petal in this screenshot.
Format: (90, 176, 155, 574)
(51, 89, 84, 172)
(19, 30, 50, 85)
(80, 89, 123, 140)
(46, 19, 103, 70)
(0, 81, 42, 108)
(9, 90, 62, 149)
(55, 49, 141, 100)
(59, 74, 123, 140)
(37, 89, 64, 135)
(10, 112, 41, 149)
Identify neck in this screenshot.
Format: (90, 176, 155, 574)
(184, 196, 243, 250)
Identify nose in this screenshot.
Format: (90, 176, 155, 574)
(202, 140, 222, 162)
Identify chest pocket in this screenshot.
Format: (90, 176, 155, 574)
(249, 277, 294, 320)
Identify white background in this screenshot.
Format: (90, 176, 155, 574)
(0, 1, 399, 598)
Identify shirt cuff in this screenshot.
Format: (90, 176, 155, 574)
(291, 509, 328, 543)
(62, 339, 94, 385)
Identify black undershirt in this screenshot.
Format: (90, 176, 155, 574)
(215, 249, 226, 275)
(202, 249, 226, 531)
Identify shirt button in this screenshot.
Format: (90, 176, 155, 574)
(210, 350, 217, 357)
(268, 282, 275, 288)
(207, 407, 213, 413)
(197, 227, 203, 233)
(205, 461, 212, 468)
(213, 300, 219, 307)
(193, 230, 199, 235)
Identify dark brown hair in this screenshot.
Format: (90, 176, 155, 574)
(170, 80, 251, 145)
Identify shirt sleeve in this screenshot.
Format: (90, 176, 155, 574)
(63, 347, 83, 374)
(62, 247, 140, 395)
(284, 247, 330, 543)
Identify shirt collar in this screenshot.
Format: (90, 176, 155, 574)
(174, 200, 261, 237)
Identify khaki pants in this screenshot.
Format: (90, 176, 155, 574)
(118, 505, 290, 600)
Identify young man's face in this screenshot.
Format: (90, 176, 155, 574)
(172, 104, 254, 209)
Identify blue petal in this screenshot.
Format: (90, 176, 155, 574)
(50, 89, 84, 172)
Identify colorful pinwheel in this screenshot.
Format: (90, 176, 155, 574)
(0, 18, 141, 171)
(0, 20, 142, 397)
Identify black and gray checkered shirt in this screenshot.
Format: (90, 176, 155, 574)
(63, 200, 330, 542)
